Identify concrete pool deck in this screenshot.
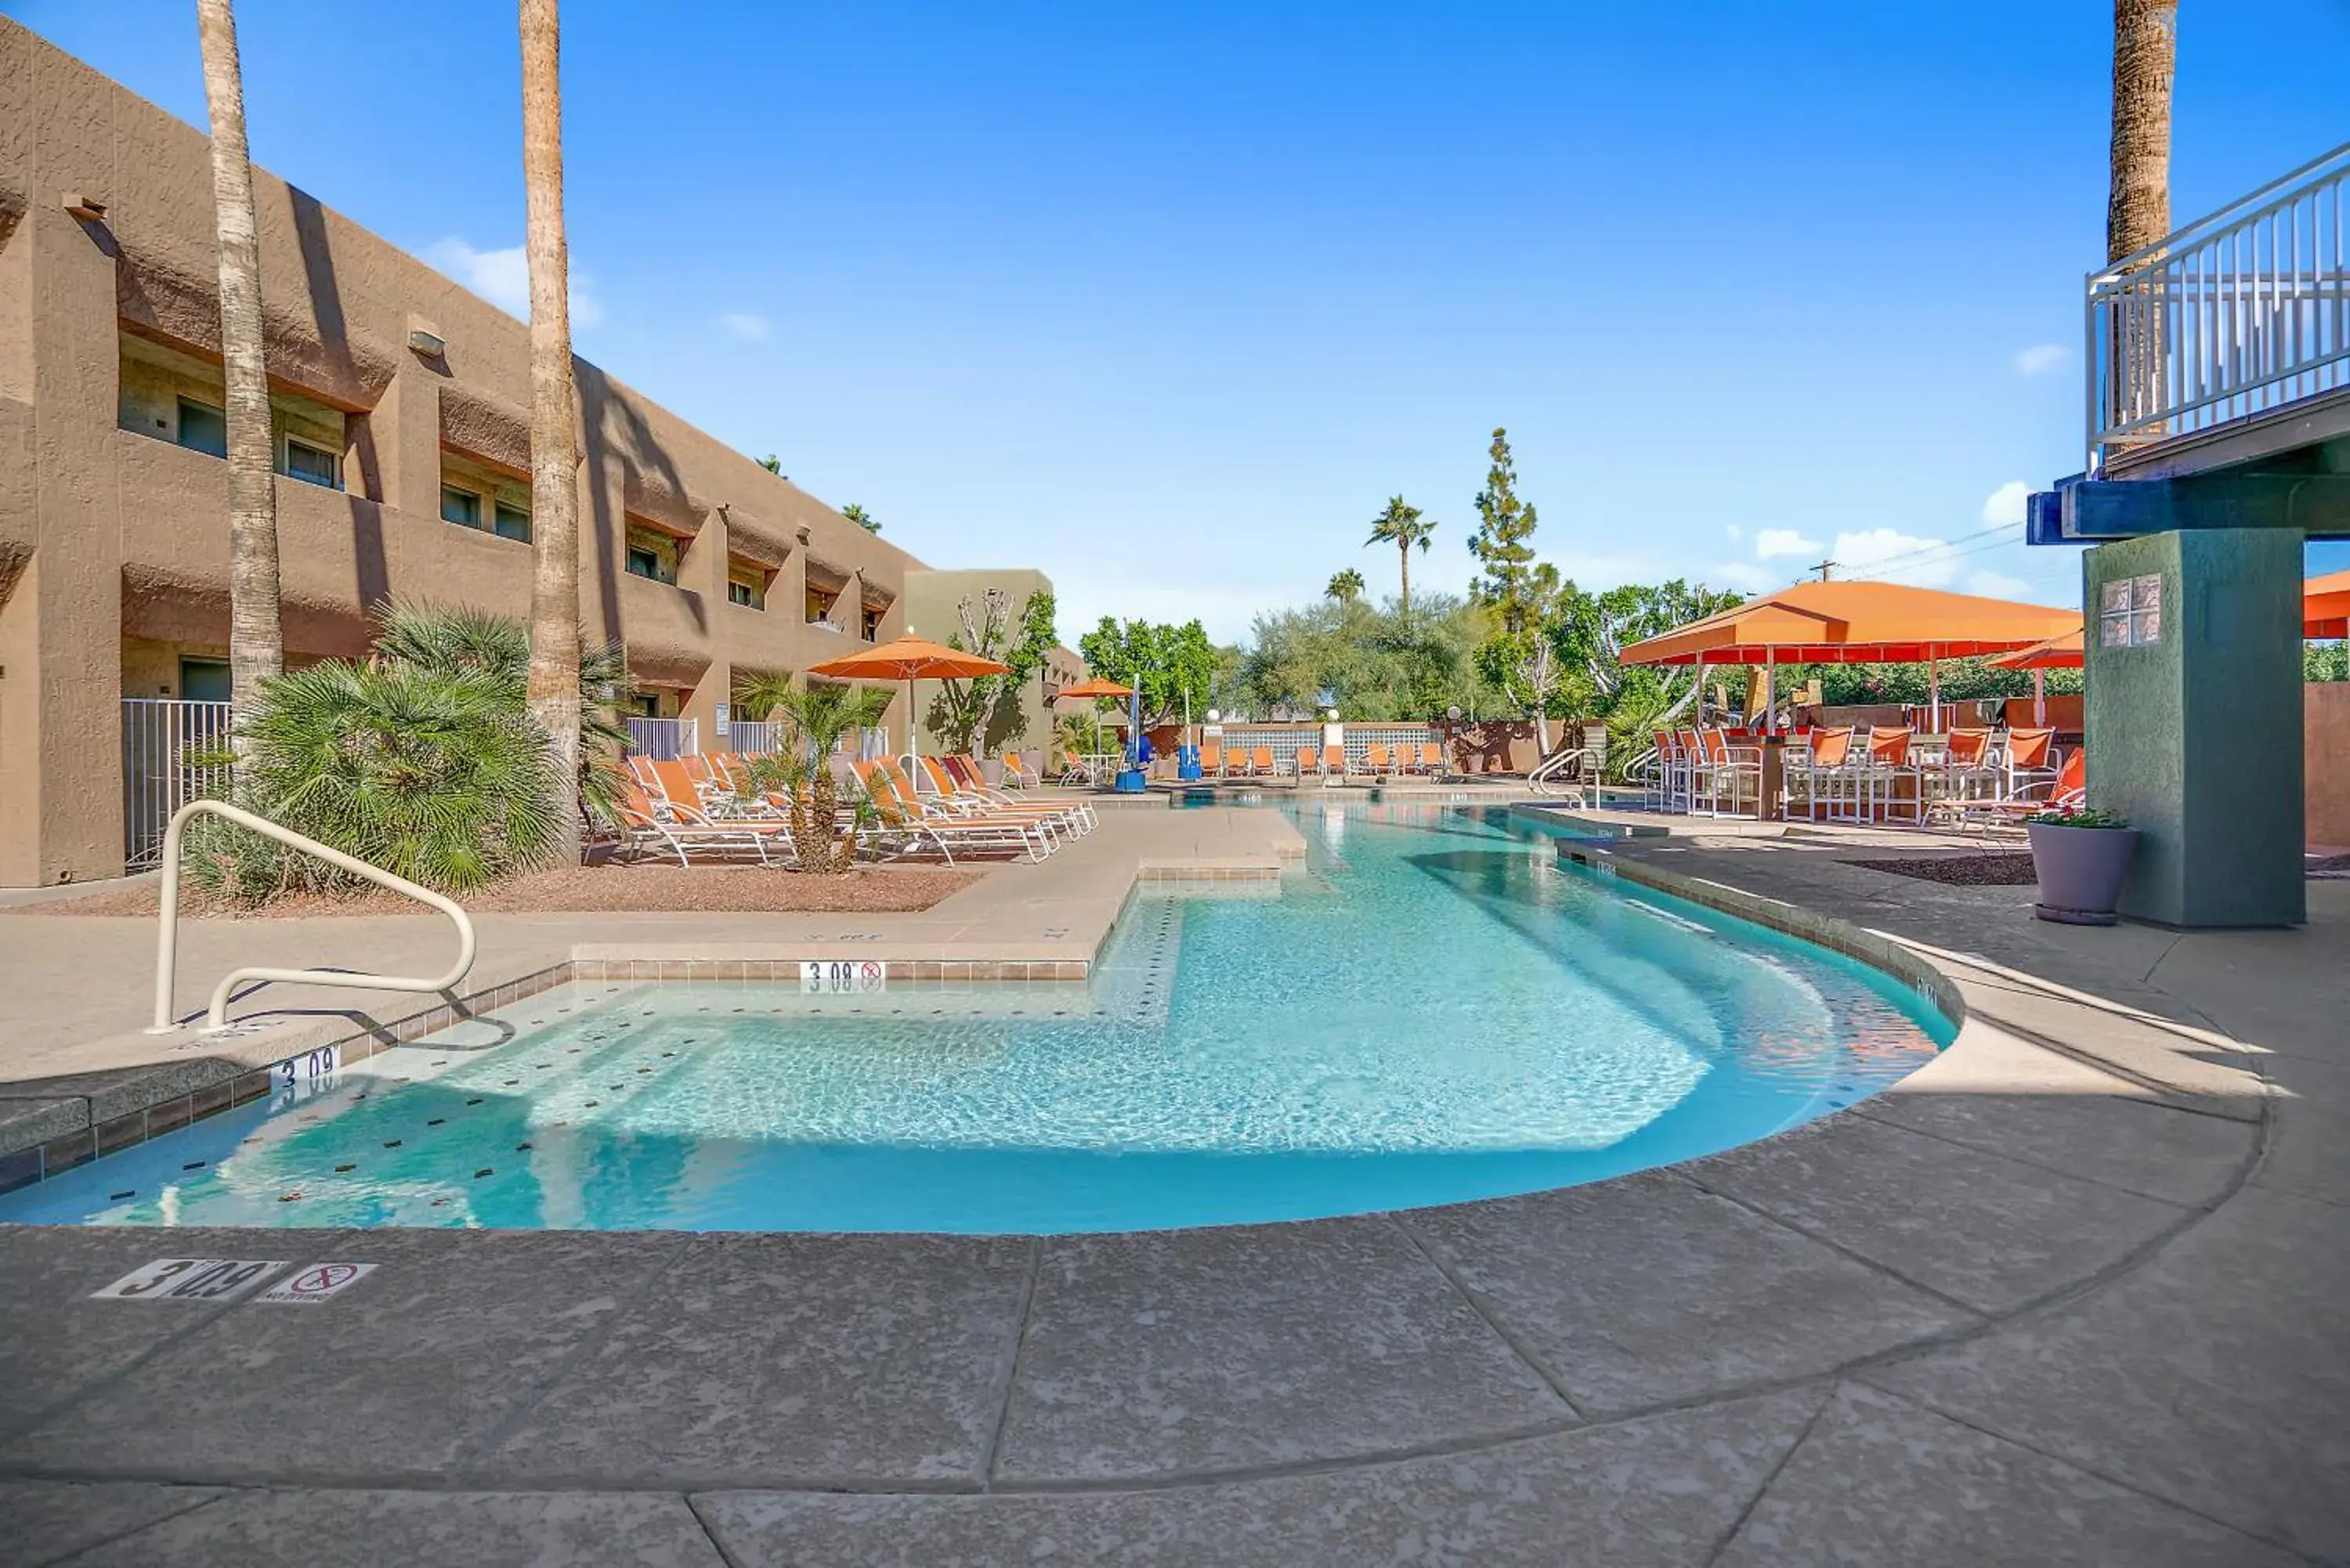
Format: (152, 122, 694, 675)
(0, 804, 2343, 1564)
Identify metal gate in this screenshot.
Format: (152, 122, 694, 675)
(121, 699, 233, 871)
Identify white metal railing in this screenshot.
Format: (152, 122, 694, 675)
(146, 800, 475, 1032)
(624, 716, 699, 758)
(121, 699, 233, 870)
(2090, 141, 2350, 471)
(1528, 745, 1598, 804)
(727, 719, 782, 754)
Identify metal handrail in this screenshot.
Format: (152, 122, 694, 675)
(1528, 745, 1596, 804)
(146, 800, 477, 1033)
(2088, 141, 2350, 470)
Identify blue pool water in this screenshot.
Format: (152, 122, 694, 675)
(2, 803, 1948, 1234)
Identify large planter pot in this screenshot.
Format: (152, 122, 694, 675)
(2026, 823, 2140, 926)
(980, 757, 1005, 786)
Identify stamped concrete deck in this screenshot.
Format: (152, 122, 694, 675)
(0, 807, 2343, 1565)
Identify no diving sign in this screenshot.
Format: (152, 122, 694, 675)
(257, 1262, 376, 1304)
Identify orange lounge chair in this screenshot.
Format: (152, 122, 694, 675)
(1324, 744, 1347, 781)
(613, 781, 794, 867)
(924, 757, 1088, 837)
(1292, 746, 1320, 782)
(852, 761, 1051, 862)
(945, 755, 1092, 829)
(1419, 742, 1445, 777)
(1250, 745, 1274, 777)
(1956, 746, 2086, 834)
(1364, 744, 1391, 776)
(1198, 742, 1223, 777)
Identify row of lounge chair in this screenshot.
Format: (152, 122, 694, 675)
(610, 751, 1094, 868)
(1185, 742, 1451, 782)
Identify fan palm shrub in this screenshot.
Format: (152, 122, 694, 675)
(371, 598, 632, 821)
(190, 659, 560, 900)
(733, 676, 893, 874)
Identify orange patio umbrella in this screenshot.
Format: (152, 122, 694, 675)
(1987, 625, 2084, 727)
(1053, 676, 1134, 759)
(1619, 580, 2081, 731)
(806, 634, 1010, 763)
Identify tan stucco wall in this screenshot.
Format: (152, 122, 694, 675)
(0, 19, 971, 883)
(2308, 683, 2350, 851)
(902, 568, 1060, 760)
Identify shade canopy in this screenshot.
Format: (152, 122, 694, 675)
(1989, 626, 2085, 671)
(1053, 677, 1133, 700)
(2307, 569, 2350, 641)
(1987, 572, 2350, 659)
(805, 634, 1010, 683)
(1618, 580, 2082, 667)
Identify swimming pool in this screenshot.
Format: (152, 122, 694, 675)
(2, 802, 1947, 1234)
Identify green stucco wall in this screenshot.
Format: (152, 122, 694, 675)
(2083, 528, 2305, 927)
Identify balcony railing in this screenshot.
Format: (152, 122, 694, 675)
(624, 716, 699, 759)
(2089, 142, 2350, 472)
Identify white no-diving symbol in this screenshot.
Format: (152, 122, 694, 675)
(257, 1261, 376, 1305)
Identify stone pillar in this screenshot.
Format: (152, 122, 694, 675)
(676, 504, 731, 748)
(0, 191, 125, 884)
(2084, 528, 2305, 927)
(781, 528, 809, 632)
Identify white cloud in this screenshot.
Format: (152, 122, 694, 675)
(423, 237, 605, 328)
(1712, 561, 1773, 593)
(2012, 342, 2070, 376)
(1981, 479, 2032, 527)
(1724, 523, 1743, 543)
(1753, 528, 1822, 561)
(718, 312, 769, 341)
(1832, 527, 1957, 587)
(1965, 568, 2034, 599)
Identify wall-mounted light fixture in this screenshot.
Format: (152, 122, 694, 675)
(406, 315, 446, 359)
(61, 192, 107, 222)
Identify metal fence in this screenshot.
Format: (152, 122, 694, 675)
(2090, 141, 2350, 471)
(1205, 724, 1438, 770)
(623, 717, 700, 759)
(725, 720, 782, 755)
(121, 699, 233, 871)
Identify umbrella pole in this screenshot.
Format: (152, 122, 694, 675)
(1927, 657, 1940, 732)
(1762, 650, 1776, 735)
(2034, 669, 2046, 728)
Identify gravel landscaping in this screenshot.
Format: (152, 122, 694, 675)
(1844, 852, 2040, 887)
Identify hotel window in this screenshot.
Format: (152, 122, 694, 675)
(441, 485, 483, 528)
(728, 580, 757, 608)
(493, 501, 530, 542)
(176, 398, 228, 458)
(627, 545, 663, 580)
(861, 605, 884, 641)
(281, 435, 341, 490)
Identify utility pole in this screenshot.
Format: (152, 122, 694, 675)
(1809, 558, 1836, 582)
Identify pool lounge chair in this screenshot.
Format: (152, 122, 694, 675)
(1364, 744, 1392, 778)
(1251, 745, 1275, 778)
(1953, 746, 2085, 836)
(928, 756, 1093, 836)
(613, 781, 795, 868)
(883, 758, 1065, 846)
(1419, 742, 1446, 779)
(1292, 746, 1320, 784)
(1198, 742, 1223, 778)
(1324, 744, 1347, 782)
(851, 761, 1054, 863)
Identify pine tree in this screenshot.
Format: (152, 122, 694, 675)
(1467, 428, 1540, 633)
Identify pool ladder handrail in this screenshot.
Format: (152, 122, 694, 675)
(1528, 744, 1599, 806)
(145, 799, 478, 1033)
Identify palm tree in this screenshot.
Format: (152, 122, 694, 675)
(840, 503, 881, 535)
(1365, 497, 1434, 617)
(1325, 569, 1365, 605)
(732, 676, 893, 874)
(2108, 0, 2176, 262)
(520, 0, 583, 863)
(194, 0, 281, 742)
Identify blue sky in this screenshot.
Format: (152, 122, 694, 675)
(14, 0, 2348, 639)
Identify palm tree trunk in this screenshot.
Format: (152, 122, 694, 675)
(2107, 0, 2176, 262)
(2109, 0, 2176, 439)
(196, 0, 281, 751)
(520, 0, 584, 862)
(1397, 542, 1411, 618)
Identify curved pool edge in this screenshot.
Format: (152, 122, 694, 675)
(1552, 840, 1968, 1035)
(0, 847, 2288, 1534)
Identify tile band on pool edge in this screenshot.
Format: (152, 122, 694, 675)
(2, 852, 1958, 1200)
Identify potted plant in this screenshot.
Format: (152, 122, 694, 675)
(2023, 807, 2138, 926)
